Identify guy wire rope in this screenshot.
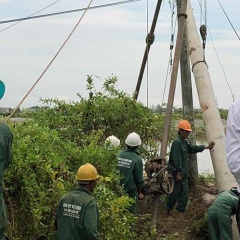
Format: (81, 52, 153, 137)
(5, 0, 94, 122)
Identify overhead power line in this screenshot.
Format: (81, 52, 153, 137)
(0, 0, 141, 25)
(217, 0, 240, 41)
(0, 0, 61, 32)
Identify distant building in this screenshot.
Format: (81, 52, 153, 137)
(25, 106, 49, 112)
(0, 107, 12, 114)
(26, 106, 39, 112)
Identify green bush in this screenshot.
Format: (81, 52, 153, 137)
(4, 76, 175, 239)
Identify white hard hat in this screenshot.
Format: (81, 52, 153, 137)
(105, 135, 120, 150)
(125, 132, 141, 147)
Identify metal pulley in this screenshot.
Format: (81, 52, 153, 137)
(199, 24, 207, 49)
(146, 33, 155, 45)
(144, 157, 174, 195)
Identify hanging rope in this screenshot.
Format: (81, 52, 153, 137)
(161, 1, 177, 108)
(5, 0, 94, 122)
(199, 0, 207, 60)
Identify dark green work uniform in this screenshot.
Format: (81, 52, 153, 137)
(208, 190, 238, 240)
(0, 123, 13, 240)
(166, 135, 205, 212)
(117, 149, 144, 214)
(55, 186, 101, 240)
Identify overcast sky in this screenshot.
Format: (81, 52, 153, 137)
(0, 0, 239, 110)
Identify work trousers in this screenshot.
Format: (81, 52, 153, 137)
(208, 206, 232, 240)
(166, 177, 188, 212)
(0, 188, 8, 240)
(126, 189, 138, 215)
(0, 227, 6, 240)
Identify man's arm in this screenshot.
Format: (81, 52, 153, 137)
(169, 140, 183, 171)
(226, 100, 240, 190)
(84, 199, 101, 240)
(133, 158, 144, 198)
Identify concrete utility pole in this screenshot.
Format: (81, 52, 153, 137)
(186, 0, 236, 191)
(177, 0, 198, 186)
(186, 2, 238, 238)
(151, 0, 188, 227)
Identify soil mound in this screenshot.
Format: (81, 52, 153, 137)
(138, 178, 218, 239)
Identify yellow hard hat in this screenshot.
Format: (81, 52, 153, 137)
(76, 163, 99, 181)
(178, 120, 192, 132)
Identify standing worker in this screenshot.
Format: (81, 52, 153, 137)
(207, 187, 239, 240)
(55, 163, 101, 240)
(0, 123, 13, 240)
(117, 132, 144, 215)
(166, 120, 215, 213)
(226, 99, 240, 232)
(105, 135, 120, 150)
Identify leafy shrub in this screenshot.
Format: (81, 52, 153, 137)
(5, 122, 77, 239)
(4, 76, 175, 239)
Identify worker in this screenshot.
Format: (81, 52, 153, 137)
(0, 123, 13, 240)
(105, 135, 120, 150)
(55, 163, 101, 240)
(117, 132, 144, 215)
(207, 187, 239, 240)
(226, 99, 240, 233)
(166, 120, 215, 213)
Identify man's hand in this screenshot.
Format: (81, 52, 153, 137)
(176, 171, 183, 182)
(138, 193, 144, 200)
(205, 141, 215, 150)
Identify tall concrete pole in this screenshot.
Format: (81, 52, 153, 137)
(186, 0, 236, 191)
(186, 2, 238, 238)
(177, 0, 198, 187)
(151, 0, 188, 227)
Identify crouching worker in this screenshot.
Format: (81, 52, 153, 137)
(207, 187, 239, 240)
(55, 163, 101, 240)
(0, 123, 13, 240)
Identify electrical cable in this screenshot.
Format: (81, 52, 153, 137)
(197, 0, 235, 102)
(217, 0, 240, 41)
(204, 0, 207, 27)
(207, 29, 235, 102)
(200, 0, 202, 25)
(0, 0, 61, 33)
(5, 0, 94, 122)
(0, 0, 141, 33)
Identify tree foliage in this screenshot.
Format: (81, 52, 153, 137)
(5, 76, 175, 239)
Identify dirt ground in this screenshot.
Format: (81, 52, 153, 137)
(137, 177, 218, 239)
